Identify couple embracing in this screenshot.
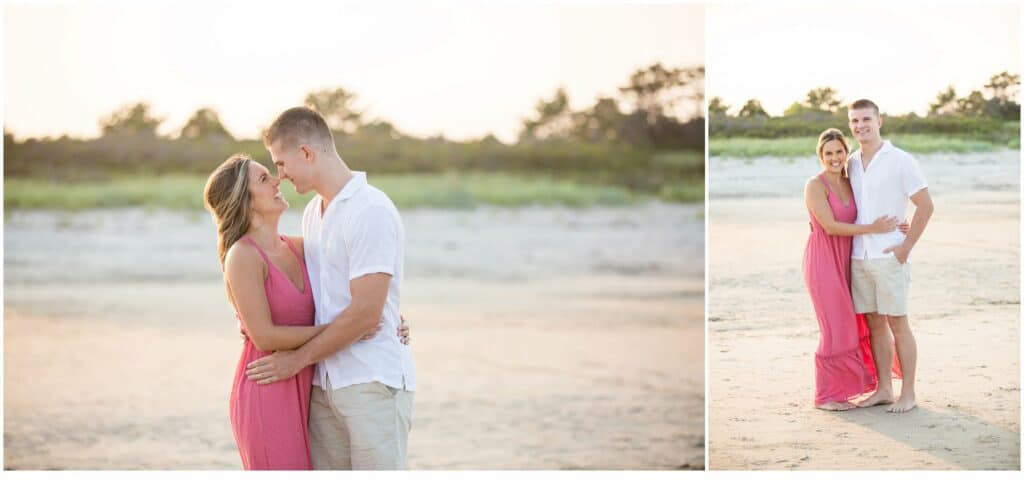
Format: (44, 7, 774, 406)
(802, 99, 934, 413)
(203, 107, 416, 470)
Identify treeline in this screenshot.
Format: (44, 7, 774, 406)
(709, 71, 1019, 143)
(4, 63, 704, 195)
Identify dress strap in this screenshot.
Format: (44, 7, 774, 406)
(817, 174, 835, 195)
(239, 235, 271, 265)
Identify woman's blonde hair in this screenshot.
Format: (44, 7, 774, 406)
(816, 128, 850, 177)
(203, 154, 253, 268)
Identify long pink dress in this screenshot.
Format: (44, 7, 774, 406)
(229, 235, 315, 470)
(802, 174, 889, 405)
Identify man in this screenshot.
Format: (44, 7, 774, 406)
(245, 107, 416, 469)
(846, 99, 934, 413)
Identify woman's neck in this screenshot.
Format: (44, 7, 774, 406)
(821, 171, 844, 186)
(247, 215, 282, 250)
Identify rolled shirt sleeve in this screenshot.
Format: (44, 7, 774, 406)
(900, 153, 928, 197)
(344, 204, 399, 280)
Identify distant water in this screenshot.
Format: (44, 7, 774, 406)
(710, 150, 1019, 199)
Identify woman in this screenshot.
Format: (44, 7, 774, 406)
(802, 129, 901, 411)
(203, 154, 408, 469)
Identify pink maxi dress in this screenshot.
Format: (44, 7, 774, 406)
(802, 174, 899, 406)
(229, 235, 315, 470)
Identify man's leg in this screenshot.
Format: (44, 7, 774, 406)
(859, 312, 896, 407)
(886, 315, 917, 413)
(395, 389, 414, 465)
(851, 259, 894, 407)
(309, 384, 352, 470)
(332, 382, 409, 470)
(878, 257, 916, 413)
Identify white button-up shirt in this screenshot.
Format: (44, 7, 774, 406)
(848, 140, 928, 262)
(302, 172, 416, 392)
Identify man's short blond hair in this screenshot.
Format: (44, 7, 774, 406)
(848, 99, 880, 115)
(262, 106, 334, 149)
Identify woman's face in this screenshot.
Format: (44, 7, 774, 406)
(248, 161, 289, 217)
(819, 139, 847, 175)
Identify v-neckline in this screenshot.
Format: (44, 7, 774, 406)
(820, 174, 852, 208)
(258, 236, 307, 295)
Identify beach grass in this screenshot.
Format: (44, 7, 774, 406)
(657, 177, 704, 203)
(710, 133, 1018, 159)
(4, 172, 698, 211)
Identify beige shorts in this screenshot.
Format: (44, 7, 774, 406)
(309, 381, 414, 470)
(851, 257, 910, 316)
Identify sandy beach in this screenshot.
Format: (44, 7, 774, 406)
(708, 150, 1020, 470)
(4, 202, 704, 470)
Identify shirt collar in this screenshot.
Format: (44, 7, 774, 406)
(849, 139, 892, 163)
(876, 140, 894, 157)
(336, 171, 367, 202)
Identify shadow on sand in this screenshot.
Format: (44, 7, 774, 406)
(835, 403, 1019, 470)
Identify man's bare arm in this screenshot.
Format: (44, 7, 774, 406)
(884, 188, 934, 263)
(293, 272, 392, 365)
(902, 188, 934, 249)
(244, 272, 392, 384)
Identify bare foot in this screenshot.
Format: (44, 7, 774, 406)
(887, 394, 917, 413)
(816, 401, 856, 411)
(856, 390, 895, 408)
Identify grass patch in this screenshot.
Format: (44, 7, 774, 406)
(376, 173, 636, 209)
(5, 175, 208, 211)
(4, 172, 701, 211)
(658, 177, 704, 203)
(710, 133, 1015, 158)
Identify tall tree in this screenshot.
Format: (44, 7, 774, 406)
(619, 63, 703, 123)
(179, 107, 233, 140)
(519, 87, 574, 141)
(928, 86, 959, 116)
(572, 97, 626, 143)
(708, 97, 730, 117)
(956, 90, 990, 117)
(304, 87, 364, 134)
(737, 99, 768, 118)
(99, 102, 163, 137)
(984, 71, 1020, 102)
(984, 71, 1021, 120)
(804, 87, 842, 113)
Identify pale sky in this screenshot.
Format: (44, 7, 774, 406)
(708, 3, 1020, 116)
(4, 1, 704, 143)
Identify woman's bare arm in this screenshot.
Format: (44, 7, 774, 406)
(224, 242, 324, 351)
(804, 178, 895, 236)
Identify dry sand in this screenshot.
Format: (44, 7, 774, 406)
(708, 150, 1020, 470)
(4, 203, 704, 470)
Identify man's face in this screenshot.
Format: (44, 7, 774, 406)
(268, 139, 314, 194)
(848, 108, 883, 144)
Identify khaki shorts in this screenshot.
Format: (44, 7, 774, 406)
(851, 257, 910, 316)
(309, 381, 414, 470)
